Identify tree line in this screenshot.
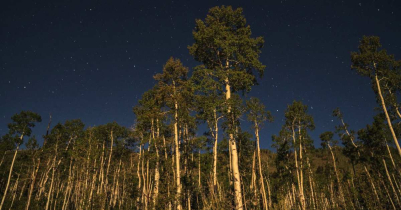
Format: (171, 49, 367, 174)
(1, 5, 401, 210)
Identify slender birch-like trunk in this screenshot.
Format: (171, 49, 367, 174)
(328, 144, 346, 207)
(383, 158, 401, 206)
(105, 130, 114, 192)
(255, 125, 269, 209)
(374, 72, 401, 158)
(0, 151, 7, 168)
(198, 150, 201, 188)
(26, 158, 40, 210)
(153, 119, 160, 208)
(0, 133, 23, 210)
(298, 125, 306, 210)
(212, 109, 219, 189)
(98, 140, 105, 194)
(251, 151, 257, 196)
(364, 166, 380, 204)
(225, 77, 243, 210)
(137, 145, 142, 204)
(8, 173, 19, 210)
(46, 144, 57, 210)
(291, 123, 303, 210)
(173, 81, 182, 210)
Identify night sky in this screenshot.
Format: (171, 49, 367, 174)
(1, 0, 401, 149)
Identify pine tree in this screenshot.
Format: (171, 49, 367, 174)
(0, 111, 41, 210)
(189, 6, 265, 209)
(351, 36, 401, 158)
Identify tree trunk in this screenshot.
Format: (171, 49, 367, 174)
(298, 125, 306, 210)
(137, 145, 142, 205)
(250, 150, 257, 196)
(328, 144, 346, 207)
(105, 130, 114, 192)
(0, 136, 22, 210)
(8, 173, 20, 210)
(46, 151, 57, 210)
(225, 79, 243, 210)
(0, 151, 7, 168)
(174, 99, 182, 210)
(153, 119, 160, 208)
(213, 109, 219, 189)
(291, 124, 304, 210)
(26, 158, 40, 210)
(383, 158, 400, 207)
(255, 126, 269, 210)
(375, 74, 401, 157)
(198, 150, 201, 188)
(364, 166, 380, 204)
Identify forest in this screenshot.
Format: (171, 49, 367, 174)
(1, 5, 401, 210)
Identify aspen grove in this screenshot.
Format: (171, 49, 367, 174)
(1, 6, 401, 210)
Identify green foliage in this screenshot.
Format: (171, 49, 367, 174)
(5, 111, 42, 147)
(351, 36, 400, 78)
(358, 114, 388, 164)
(332, 108, 360, 165)
(221, 93, 245, 136)
(246, 97, 273, 130)
(319, 131, 337, 148)
(189, 5, 265, 93)
(351, 36, 401, 115)
(191, 66, 224, 124)
(26, 135, 39, 150)
(284, 100, 315, 131)
(0, 134, 16, 152)
(3, 10, 401, 210)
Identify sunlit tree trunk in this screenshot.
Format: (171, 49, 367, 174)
(0, 151, 7, 168)
(291, 123, 303, 210)
(173, 81, 182, 210)
(46, 143, 57, 210)
(255, 125, 269, 209)
(364, 166, 380, 204)
(105, 130, 114, 193)
(327, 144, 346, 207)
(137, 145, 142, 205)
(298, 125, 306, 210)
(0, 133, 23, 210)
(250, 151, 257, 196)
(383, 158, 401, 206)
(304, 157, 313, 209)
(225, 78, 243, 210)
(198, 150, 201, 188)
(62, 159, 73, 210)
(26, 158, 40, 210)
(153, 119, 160, 208)
(98, 140, 105, 194)
(212, 109, 219, 189)
(374, 73, 401, 158)
(8, 173, 20, 209)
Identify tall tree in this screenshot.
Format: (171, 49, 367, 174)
(154, 57, 190, 210)
(0, 111, 41, 210)
(246, 97, 273, 209)
(351, 36, 401, 157)
(191, 66, 224, 190)
(320, 131, 346, 207)
(134, 86, 165, 208)
(283, 101, 315, 210)
(189, 6, 265, 209)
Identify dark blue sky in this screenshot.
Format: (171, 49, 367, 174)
(1, 0, 400, 149)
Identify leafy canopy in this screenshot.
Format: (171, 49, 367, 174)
(189, 5, 265, 92)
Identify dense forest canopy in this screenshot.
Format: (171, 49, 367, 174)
(1, 4, 401, 210)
